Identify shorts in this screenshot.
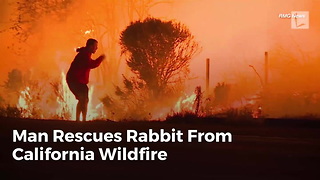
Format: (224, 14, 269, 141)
(67, 80, 89, 102)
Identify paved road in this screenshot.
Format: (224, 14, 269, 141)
(1, 118, 319, 179)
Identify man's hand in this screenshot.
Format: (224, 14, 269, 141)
(98, 54, 106, 60)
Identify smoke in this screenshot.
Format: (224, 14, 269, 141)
(0, 0, 320, 118)
(164, 0, 320, 117)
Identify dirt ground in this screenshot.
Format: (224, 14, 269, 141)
(1, 117, 319, 180)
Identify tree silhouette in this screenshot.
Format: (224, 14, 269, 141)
(120, 17, 199, 96)
(5, 0, 73, 55)
(10, 0, 73, 42)
(4, 69, 23, 92)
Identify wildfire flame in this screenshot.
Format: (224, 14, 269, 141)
(16, 72, 106, 121)
(58, 72, 106, 121)
(16, 72, 260, 120)
(57, 72, 77, 120)
(84, 30, 94, 35)
(86, 85, 107, 120)
(17, 86, 32, 117)
(174, 93, 197, 113)
(151, 92, 197, 120)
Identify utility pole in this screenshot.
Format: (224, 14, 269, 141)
(206, 58, 210, 92)
(264, 51, 268, 86)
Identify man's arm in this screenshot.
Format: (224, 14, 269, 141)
(88, 54, 105, 69)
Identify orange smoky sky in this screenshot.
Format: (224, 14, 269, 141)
(0, 0, 320, 96)
(158, 0, 320, 90)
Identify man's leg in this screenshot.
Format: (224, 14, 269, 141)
(78, 95, 89, 121)
(76, 101, 81, 121)
(67, 81, 82, 121)
(82, 99, 89, 121)
(82, 85, 89, 121)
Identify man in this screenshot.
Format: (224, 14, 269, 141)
(66, 38, 105, 121)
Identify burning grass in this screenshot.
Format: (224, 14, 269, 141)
(1, 67, 320, 121)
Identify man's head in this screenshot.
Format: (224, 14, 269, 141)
(86, 38, 98, 54)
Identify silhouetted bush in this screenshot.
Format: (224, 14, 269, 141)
(0, 106, 23, 118)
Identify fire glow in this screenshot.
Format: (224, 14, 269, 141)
(1, 0, 320, 120)
(16, 72, 106, 121)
